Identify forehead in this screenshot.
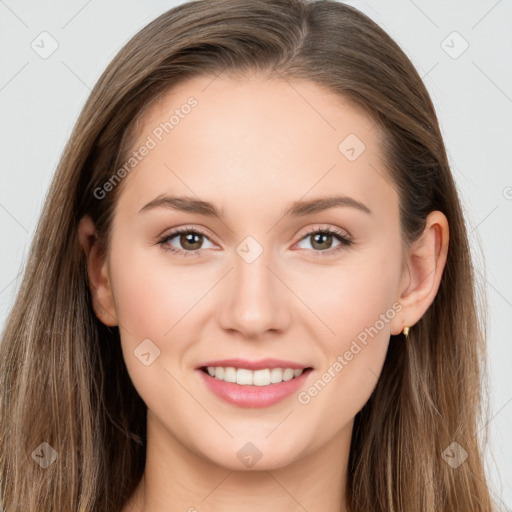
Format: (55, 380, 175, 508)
(115, 73, 397, 225)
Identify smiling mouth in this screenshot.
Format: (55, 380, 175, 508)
(200, 366, 313, 386)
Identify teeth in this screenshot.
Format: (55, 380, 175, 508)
(237, 368, 253, 385)
(224, 367, 237, 382)
(205, 366, 305, 386)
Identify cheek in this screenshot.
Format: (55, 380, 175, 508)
(107, 247, 209, 419)
(109, 243, 212, 339)
(300, 265, 394, 385)
(294, 249, 401, 427)
(294, 249, 400, 343)
(107, 243, 228, 395)
(106, 245, 191, 380)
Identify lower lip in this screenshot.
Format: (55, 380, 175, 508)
(197, 368, 313, 408)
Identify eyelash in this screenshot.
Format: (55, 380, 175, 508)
(157, 226, 353, 258)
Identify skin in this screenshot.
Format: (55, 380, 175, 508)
(79, 73, 449, 512)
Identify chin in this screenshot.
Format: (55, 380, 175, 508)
(200, 439, 305, 472)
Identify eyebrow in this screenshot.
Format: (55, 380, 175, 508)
(138, 194, 372, 218)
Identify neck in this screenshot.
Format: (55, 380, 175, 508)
(123, 411, 352, 512)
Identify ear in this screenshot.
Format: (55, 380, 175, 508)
(78, 215, 118, 327)
(390, 210, 449, 335)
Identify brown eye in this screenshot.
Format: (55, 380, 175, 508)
(179, 231, 203, 250)
(158, 227, 215, 256)
(295, 228, 352, 257)
(310, 232, 335, 251)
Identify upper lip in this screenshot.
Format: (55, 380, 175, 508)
(197, 358, 312, 371)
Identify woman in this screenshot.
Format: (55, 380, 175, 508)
(0, 0, 496, 510)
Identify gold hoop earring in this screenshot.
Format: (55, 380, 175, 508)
(402, 325, 410, 337)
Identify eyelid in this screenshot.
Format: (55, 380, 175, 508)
(295, 223, 351, 241)
(158, 225, 216, 243)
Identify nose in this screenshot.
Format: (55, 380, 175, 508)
(216, 250, 292, 339)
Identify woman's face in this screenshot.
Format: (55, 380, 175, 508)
(98, 74, 410, 470)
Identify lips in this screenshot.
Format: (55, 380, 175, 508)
(196, 358, 311, 371)
(196, 360, 314, 408)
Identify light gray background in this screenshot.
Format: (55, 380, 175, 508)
(0, 0, 510, 508)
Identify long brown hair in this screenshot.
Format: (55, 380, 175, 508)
(0, 0, 496, 510)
